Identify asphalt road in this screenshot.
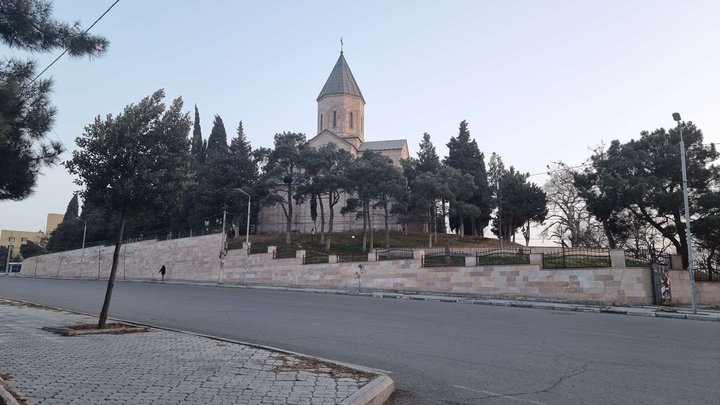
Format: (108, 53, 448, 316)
(1, 277, 718, 405)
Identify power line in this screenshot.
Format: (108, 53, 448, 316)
(22, 0, 120, 90)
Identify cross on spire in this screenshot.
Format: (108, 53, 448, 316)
(340, 37, 343, 54)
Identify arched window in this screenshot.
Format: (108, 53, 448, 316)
(320, 114, 323, 130)
(350, 112, 353, 129)
(361, 115, 364, 132)
(333, 111, 337, 127)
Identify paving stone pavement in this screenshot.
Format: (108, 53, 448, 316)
(0, 301, 372, 404)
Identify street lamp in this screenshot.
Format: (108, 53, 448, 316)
(673, 112, 698, 314)
(5, 236, 15, 274)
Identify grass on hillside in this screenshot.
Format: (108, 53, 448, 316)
(227, 231, 516, 255)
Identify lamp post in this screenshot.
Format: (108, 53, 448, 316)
(5, 236, 15, 274)
(673, 112, 698, 314)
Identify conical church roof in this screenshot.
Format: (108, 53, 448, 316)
(317, 52, 364, 102)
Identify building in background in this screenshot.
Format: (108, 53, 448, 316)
(258, 51, 409, 233)
(1, 213, 64, 250)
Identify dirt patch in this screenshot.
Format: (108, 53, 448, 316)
(42, 323, 149, 336)
(272, 354, 374, 381)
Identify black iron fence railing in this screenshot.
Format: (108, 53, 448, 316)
(272, 248, 296, 260)
(422, 249, 467, 267)
(376, 248, 414, 261)
(542, 248, 611, 269)
(475, 247, 530, 266)
(337, 252, 368, 263)
(249, 244, 269, 255)
(623, 249, 672, 268)
(303, 251, 329, 265)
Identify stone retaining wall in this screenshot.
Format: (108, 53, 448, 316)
(21, 235, 655, 305)
(669, 269, 720, 305)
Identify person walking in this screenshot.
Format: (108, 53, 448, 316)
(159, 265, 166, 282)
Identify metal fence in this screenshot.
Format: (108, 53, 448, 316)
(422, 249, 468, 267)
(249, 244, 269, 255)
(624, 249, 672, 268)
(542, 248, 611, 269)
(272, 248, 296, 259)
(376, 248, 414, 261)
(337, 252, 368, 263)
(475, 247, 530, 266)
(302, 251, 329, 265)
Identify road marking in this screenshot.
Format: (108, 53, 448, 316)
(451, 385, 548, 405)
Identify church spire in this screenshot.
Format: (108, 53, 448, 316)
(317, 51, 364, 102)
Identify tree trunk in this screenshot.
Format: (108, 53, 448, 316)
(674, 209, 690, 269)
(326, 195, 335, 251)
(319, 195, 326, 246)
(441, 199, 447, 234)
(428, 208, 433, 248)
(285, 185, 293, 246)
(384, 203, 390, 249)
(98, 210, 126, 328)
(369, 205, 374, 251)
(362, 201, 368, 252)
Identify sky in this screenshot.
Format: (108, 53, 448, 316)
(1, 0, 719, 243)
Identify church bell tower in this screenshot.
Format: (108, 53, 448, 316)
(317, 51, 365, 149)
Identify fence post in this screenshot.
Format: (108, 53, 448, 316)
(329, 255, 338, 264)
(295, 250, 305, 265)
(530, 253, 543, 266)
(413, 250, 424, 260)
(464, 255, 475, 267)
(367, 251, 376, 262)
(670, 255, 683, 270)
(267, 246, 276, 256)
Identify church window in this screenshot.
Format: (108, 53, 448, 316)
(350, 112, 353, 129)
(333, 111, 337, 127)
(320, 114, 323, 130)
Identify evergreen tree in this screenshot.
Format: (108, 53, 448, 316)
(66, 89, 192, 327)
(197, 115, 232, 230)
(491, 167, 548, 244)
(62, 193, 79, 222)
(444, 121, 492, 236)
(206, 115, 229, 159)
(260, 132, 307, 245)
(190, 105, 205, 168)
(227, 121, 259, 238)
(575, 122, 719, 268)
(0, 1, 109, 200)
(416, 133, 441, 174)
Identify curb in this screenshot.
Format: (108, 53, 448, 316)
(0, 297, 394, 405)
(340, 375, 394, 405)
(0, 377, 21, 405)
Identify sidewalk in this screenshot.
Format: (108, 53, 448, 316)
(0, 300, 392, 405)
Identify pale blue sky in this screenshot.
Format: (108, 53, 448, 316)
(2, 0, 719, 239)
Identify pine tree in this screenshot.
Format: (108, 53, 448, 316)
(416, 133, 441, 174)
(0, 0, 109, 200)
(444, 120, 492, 236)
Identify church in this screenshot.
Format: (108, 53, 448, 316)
(257, 51, 410, 233)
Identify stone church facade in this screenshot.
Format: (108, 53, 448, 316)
(257, 52, 410, 234)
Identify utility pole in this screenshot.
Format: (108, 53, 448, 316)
(673, 112, 698, 314)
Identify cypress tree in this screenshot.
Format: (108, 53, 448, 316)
(190, 105, 205, 168)
(62, 193, 79, 222)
